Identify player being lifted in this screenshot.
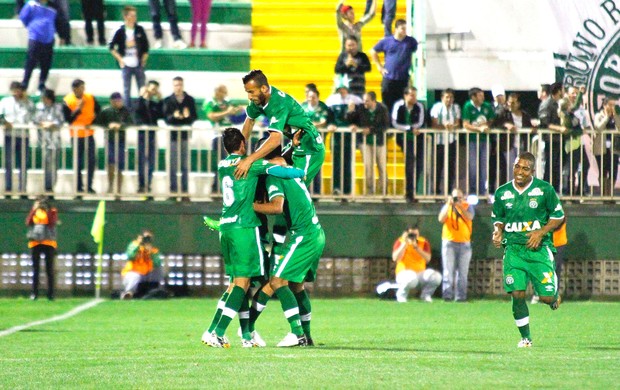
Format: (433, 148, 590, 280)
(492, 152, 564, 348)
(201, 128, 306, 348)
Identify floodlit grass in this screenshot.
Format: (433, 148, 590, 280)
(0, 298, 618, 388)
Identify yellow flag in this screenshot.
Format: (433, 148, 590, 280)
(91, 200, 106, 244)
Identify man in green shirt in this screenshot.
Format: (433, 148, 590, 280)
(202, 128, 305, 348)
(492, 152, 564, 348)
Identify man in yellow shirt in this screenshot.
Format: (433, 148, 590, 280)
(392, 225, 441, 302)
(438, 188, 475, 301)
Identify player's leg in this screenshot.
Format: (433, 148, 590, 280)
(529, 246, 560, 310)
(290, 282, 313, 344)
(249, 282, 273, 332)
(270, 275, 305, 346)
(504, 245, 532, 346)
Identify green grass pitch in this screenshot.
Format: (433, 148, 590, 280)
(1, 298, 618, 388)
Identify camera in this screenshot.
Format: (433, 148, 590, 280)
(141, 234, 152, 244)
(452, 196, 459, 203)
(407, 232, 417, 240)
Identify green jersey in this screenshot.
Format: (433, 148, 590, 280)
(492, 178, 565, 247)
(462, 100, 495, 142)
(218, 154, 305, 231)
(246, 86, 325, 156)
(301, 101, 330, 127)
(266, 176, 320, 236)
(202, 97, 233, 127)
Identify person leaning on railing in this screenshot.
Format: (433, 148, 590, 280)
(35, 88, 64, 193)
(593, 97, 620, 197)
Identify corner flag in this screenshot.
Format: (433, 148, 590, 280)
(91, 200, 106, 298)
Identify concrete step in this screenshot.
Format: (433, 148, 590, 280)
(0, 19, 251, 49)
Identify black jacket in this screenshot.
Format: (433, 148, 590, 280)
(346, 102, 390, 146)
(109, 24, 149, 65)
(136, 97, 164, 126)
(334, 51, 371, 98)
(163, 93, 197, 126)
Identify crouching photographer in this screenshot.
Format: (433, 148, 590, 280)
(120, 230, 165, 299)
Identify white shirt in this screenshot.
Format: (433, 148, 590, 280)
(123, 28, 139, 68)
(430, 102, 461, 144)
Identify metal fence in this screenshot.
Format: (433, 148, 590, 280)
(2, 124, 619, 202)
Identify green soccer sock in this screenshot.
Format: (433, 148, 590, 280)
(274, 286, 304, 336)
(238, 293, 251, 340)
(215, 286, 245, 337)
(512, 296, 531, 340)
(294, 289, 312, 338)
(249, 289, 272, 332)
(207, 291, 229, 333)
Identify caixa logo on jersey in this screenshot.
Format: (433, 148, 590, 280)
(556, 1, 620, 119)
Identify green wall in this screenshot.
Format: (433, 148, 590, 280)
(3, 200, 619, 261)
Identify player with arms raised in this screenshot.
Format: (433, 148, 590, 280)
(492, 152, 564, 348)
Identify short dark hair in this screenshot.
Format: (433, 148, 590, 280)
(345, 36, 358, 44)
(255, 136, 282, 160)
(395, 19, 407, 29)
(43, 89, 55, 101)
(9, 81, 23, 91)
(147, 80, 159, 87)
(173, 76, 183, 82)
(441, 88, 455, 98)
(365, 91, 377, 101)
(72, 79, 85, 89)
(518, 151, 536, 166)
(403, 86, 417, 96)
(223, 127, 246, 154)
(507, 92, 520, 102)
(550, 82, 563, 97)
(123, 5, 136, 15)
(540, 84, 551, 96)
(242, 70, 269, 87)
(468, 87, 483, 99)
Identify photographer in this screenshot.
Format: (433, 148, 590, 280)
(391, 225, 441, 303)
(121, 230, 163, 299)
(26, 195, 58, 300)
(438, 188, 475, 302)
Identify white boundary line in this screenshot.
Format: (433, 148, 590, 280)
(0, 299, 104, 338)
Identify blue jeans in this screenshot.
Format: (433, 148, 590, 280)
(121, 66, 146, 110)
(381, 0, 397, 37)
(169, 130, 188, 193)
(468, 140, 488, 194)
(149, 0, 182, 40)
(4, 135, 29, 192)
(441, 240, 472, 301)
(22, 40, 53, 90)
(138, 130, 156, 191)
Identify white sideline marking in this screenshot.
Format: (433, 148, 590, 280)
(0, 299, 104, 338)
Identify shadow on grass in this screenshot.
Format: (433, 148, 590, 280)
(317, 345, 501, 354)
(587, 346, 620, 351)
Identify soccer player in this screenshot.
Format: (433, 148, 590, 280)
(491, 152, 564, 348)
(252, 145, 326, 347)
(201, 128, 305, 348)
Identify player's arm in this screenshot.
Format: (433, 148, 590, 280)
(491, 201, 506, 248)
(525, 217, 564, 250)
(265, 163, 304, 179)
(253, 195, 284, 215)
(492, 222, 504, 248)
(241, 115, 255, 140)
(234, 130, 283, 179)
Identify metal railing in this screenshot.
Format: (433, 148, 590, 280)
(2, 124, 619, 202)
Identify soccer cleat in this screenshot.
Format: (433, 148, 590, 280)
(211, 335, 231, 348)
(306, 336, 315, 347)
(277, 332, 308, 347)
(201, 330, 215, 345)
(120, 292, 133, 300)
(550, 295, 561, 310)
(241, 339, 259, 348)
(203, 216, 221, 231)
(237, 327, 266, 347)
(517, 338, 533, 348)
(531, 295, 540, 304)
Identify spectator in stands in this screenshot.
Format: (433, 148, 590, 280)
(95, 92, 134, 196)
(430, 88, 460, 195)
(203, 85, 244, 128)
(135, 81, 163, 195)
(190, 0, 212, 48)
(370, 19, 418, 114)
(462, 87, 495, 195)
(1, 81, 35, 196)
(494, 93, 533, 181)
(63, 79, 100, 195)
(392, 225, 442, 303)
(120, 230, 163, 300)
(593, 97, 620, 196)
(560, 86, 590, 195)
(538, 82, 564, 192)
(26, 195, 58, 300)
(347, 91, 389, 196)
(81, 0, 106, 46)
(19, 0, 58, 93)
(438, 188, 474, 302)
(54, 0, 71, 46)
(336, 0, 376, 51)
(391, 86, 425, 202)
(149, 0, 187, 49)
(489, 85, 508, 192)
(35, 88, 64, 193)
(109, 6, 150, 111)
(302, 89, 330, 130)
(164, 76, 197, 198)
(326, 81, 362, 196)
(334, 36, 371, 99)
(381, 0, 396, 37)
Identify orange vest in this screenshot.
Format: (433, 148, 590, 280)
(394, 237, 430, 275)
(28, 208, 57, 249)
(553, 222, 567, 247)
(122, 246, 159, 276)
(64, 92, 96, 137)
(441, 202, 473, 243)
